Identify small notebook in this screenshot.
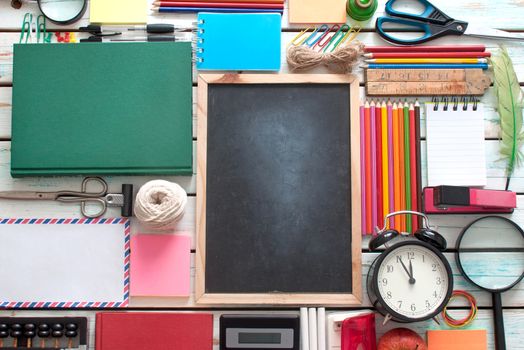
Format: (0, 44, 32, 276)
(427, 330, 487, 350)
(90, 0, 147, 24)
(130, 234, 191, 297)
(426, 102, 487, 187)
(196, 13, 281, 71)
(289, 0, 346, 24)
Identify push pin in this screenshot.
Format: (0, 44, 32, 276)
(51, 324, 63, 349)
(65, 323, 77, 349)
(10, 324, 22, 348)
(38, 324, 50, 348)
(24, 324, 36, 348)
(0, 323, 8, 347)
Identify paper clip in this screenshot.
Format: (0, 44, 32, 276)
(288, 27, 313, 47)
(323, 24, 350, 52)
(19, 13, 32, 44)
(36, 15, 51, 43)
(314, 24, 339, 51)
(341, 25, 362, 44)
(304, 24, 328, 47)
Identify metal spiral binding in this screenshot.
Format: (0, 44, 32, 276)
(195, 19, 205, 64)
(432, 96, 478, 111)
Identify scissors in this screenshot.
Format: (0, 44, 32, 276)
(0, 177, 133, 218)
(376, 0, 524, 45)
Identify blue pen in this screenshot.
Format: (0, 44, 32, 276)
(362, 63, 489, 70)
(153, 6, 283, 13)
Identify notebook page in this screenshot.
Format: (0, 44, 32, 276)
(426, 102, 486, 187)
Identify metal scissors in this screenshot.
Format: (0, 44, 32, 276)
(376, 0, 524, 45)
(0, 177, 133, 218)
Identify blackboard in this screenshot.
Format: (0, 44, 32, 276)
(196, 74, 361, 305)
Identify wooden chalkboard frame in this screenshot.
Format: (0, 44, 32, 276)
(196, 74, 362, 305)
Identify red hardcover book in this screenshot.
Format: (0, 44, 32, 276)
(95, 312, 213, 350)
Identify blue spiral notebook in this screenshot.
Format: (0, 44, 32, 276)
(196, 13, 281, 71)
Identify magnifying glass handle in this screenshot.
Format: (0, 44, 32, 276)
(493, 292, 506, 350)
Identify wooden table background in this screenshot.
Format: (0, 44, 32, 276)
(0, 0, 523, 348)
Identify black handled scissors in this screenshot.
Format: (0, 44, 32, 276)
(0, 177, 133, 218)
(376, 0, 524, 45)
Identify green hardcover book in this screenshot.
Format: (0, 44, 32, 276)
(11, 42, 192, 177)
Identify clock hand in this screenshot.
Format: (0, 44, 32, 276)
(408, 259, 416, 284)
(398, 257, 412, 281)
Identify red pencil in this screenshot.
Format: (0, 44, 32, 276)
(409, 104, 418, 232)
(364, 51, 491, 58)
(398, 102, 405, 232)
(153, 1, 284, 7)
(364, 45, 486, 53)
(364, 102, 372, 235)
(375, 102, 383, 227)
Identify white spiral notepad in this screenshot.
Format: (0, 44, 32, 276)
(426, 101, 487, 187)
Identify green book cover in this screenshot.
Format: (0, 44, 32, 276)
(11, 42, 192, 177)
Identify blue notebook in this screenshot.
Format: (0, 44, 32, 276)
(196, 13, 281, 71)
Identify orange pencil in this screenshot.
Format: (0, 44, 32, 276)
(364, 101, 372, 234)
(409, 103, 418, 232)
(392, 102, 401, 232)
(398, 101, 406, 232)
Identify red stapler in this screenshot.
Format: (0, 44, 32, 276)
(341, 312, 376, 350)
(423, 186, 516, 214)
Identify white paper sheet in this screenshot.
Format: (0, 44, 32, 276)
(0, 219, 128, 307)
(426, 102, 487, 187)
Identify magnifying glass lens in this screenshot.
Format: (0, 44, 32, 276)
(458, 217, 524, 291)
(39, 0, 86, 24)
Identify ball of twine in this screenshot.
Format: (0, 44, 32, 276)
(286, 41, 364, 73)
(134, 180, 187, 229)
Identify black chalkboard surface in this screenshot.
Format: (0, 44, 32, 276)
(196, 74, 361, 305)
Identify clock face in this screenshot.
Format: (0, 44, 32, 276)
(375, 242, 452, 321)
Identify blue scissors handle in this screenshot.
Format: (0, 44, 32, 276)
(376, 17, 468, 45)
(384, 0, 452, 24)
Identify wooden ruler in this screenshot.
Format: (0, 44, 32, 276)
(365, 69, 491, 96)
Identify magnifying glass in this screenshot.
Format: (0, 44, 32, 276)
(12, 0, 87, 25)
(456, 216, 524, 350)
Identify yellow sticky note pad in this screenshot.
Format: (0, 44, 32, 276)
(289, 0, 347, 24)
(427, 330, 487, 350)
(90, 0, 147, 24)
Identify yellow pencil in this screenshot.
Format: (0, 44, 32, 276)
(364, 58, 488, 64)
(381, 101, 389, 219)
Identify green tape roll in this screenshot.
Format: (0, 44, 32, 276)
(346, 0, 377, 21)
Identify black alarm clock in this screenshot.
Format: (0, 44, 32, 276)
(367, 211, 453, 323)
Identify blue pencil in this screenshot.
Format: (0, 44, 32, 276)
(362, 63, 489, 70)
(153, 6, 283, 13)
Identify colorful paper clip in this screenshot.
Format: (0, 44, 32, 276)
(19, 13, 32, 43)
(36, 15, 51, 43)
(304, 24, 329, 47)
(323, 24, 350, 52)
(314, 24, 340, 51)
(288, 27, 313, 47)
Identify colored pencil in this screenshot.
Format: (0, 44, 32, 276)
(153, 1, 284, 7)
(404, 103, 411, 233)
(398, 102, 405, 232)
(364, 102, 372, 235)
(370, 101, 377, 233)
(362, 63, 489, 70)
(363, 52, 491, 58)
(152, 6, 283, 12)
(157, 0, 284, 2)
(392, 103, 401, 232)
(365, 58, 488, 64)
(414, 101, 422, 232)
(364, 45, 486, 53)
(409, 104, 418, 232)
(387, 101, 394, 229)
(381, 101, 389, 220)
(375, 102, 383, 227)
(360, 104, 366, 235)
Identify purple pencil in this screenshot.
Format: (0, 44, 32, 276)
(360, 104, 366, 235)
(387, 101, 394, 228)
(370, 101, 377, 233)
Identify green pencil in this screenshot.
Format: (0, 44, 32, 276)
(404, 103, 411, 232)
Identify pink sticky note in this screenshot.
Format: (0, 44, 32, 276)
(130, 234, 191, 297)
